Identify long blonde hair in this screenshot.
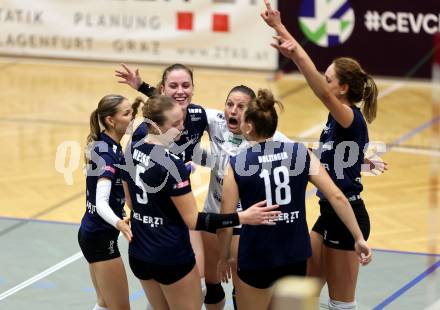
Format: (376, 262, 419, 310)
(85, 94, 126, 162)
(334, 57, 378, 123)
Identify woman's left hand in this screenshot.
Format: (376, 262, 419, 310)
(217, 257, 233, 283)
(354, 239, 372, 266)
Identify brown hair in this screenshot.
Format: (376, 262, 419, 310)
(142, 95, 177, 132)
(157, 63, 194, 91)
(244, 89, 283, 139)
(226, 85, 256, 102)
(131, 96, 145, 119)
(86, 94, 127, 145)
(333, 57, 378, 123)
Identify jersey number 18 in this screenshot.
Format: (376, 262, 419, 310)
(259, 166, 291, 206)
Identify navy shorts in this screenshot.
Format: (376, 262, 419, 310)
(129, 255, 196, 285)
(237, 260, 307, 289)
(78, 228, 121, 263)
(312, 199, 370, 251)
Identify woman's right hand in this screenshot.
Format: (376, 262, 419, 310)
(271, 36, 299, 58)
(363, 155, 388, 175)
(116, 218, 133, 242)
(115, 63, 143, 90)
(239, 200, 281, 225)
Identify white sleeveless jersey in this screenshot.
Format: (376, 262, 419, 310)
(203, 108, 291, 213)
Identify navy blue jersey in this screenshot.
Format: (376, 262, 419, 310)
(121, 142, 194, 265)
(130, 104, 207, 163)
(80, 133, 125, 234)
(230, 141, 311, 269)
(132, 122, 147, 144)
(316, 107, 369, 200)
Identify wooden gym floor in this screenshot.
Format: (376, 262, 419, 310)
(0, 57, 438, 309)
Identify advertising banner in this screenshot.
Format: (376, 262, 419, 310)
(0, 0, 277, 70)
(279, 0, 440, 78)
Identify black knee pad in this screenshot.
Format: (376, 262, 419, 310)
(204, 283, 225, 304)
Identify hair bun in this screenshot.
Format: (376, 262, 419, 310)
(256, 89, 275, 111)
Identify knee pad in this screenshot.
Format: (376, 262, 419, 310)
(328, 299, 357, 310)
(204, 283, 225, 304)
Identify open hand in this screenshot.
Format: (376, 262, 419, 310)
(115, 63, 143, 90)
(239, 200, 281, 225)
(217, 257, 233, 283)
(363, 155, 388, 175)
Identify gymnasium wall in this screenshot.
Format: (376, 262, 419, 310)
(2, 0, 439, 78)
(0, 0, 277, 70)
(278, 0, 440, 79)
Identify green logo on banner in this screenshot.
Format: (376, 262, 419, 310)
(299, 0, 355, 47)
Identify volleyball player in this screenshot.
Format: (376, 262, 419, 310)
(116, 63, 208, 298)
(78, 94, 133, 310)
(117, 69, 290, 308)
(201, 85, 289, 309)
(116, 63, 207, 162)
(121, 95, 281, 309)
(116, 66, 290, 309)
(217, 89, 371, 309)
(261, 2, 377, 308)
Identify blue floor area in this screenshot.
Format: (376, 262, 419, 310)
(0, 217, 438, 309)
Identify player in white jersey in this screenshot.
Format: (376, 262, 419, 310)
(199, 85, 290, 310)
(203, 108, 290, 214)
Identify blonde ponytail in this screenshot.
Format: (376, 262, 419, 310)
(362, 75, 378, 123)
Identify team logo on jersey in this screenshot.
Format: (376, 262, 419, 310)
(112, 145, 118, 154)
(133, 212, 164, 228)
(174, 180, 189, 189)
(108, 240, 115, 255)
(228, 136, 242, 146)
(86, 201, 96, 214)
(188, 108, 203, 114)
(213, 190, 222, 202)
(298, 0, 355, 47)
(187, 134, 200, 144)
(104, 165, 116, 174)
(214, 136, 225, 144)
(190, 115, 202, 122)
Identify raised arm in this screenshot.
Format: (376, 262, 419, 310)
(115, 63, 156, 97)
(115, 63, 143, 90)
(260, 0, 294, 41)
(260, 0, 354, 128)
(307, 151, 372, 265)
